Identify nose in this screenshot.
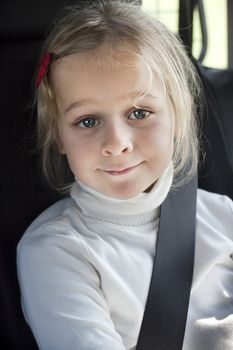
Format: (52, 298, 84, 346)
(101, 122, 133, 157)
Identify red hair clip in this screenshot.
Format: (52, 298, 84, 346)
(36, 52, 53, 88)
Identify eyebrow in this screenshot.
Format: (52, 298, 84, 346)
(64, 92, 158, 115)
(65, 100, 92, 114)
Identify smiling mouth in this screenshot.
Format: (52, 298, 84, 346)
(101, 163, 141, 176)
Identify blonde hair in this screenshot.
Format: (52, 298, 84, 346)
(36, 0, 201, 191)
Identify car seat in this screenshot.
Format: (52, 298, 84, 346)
(0, 0, 232, 349)
(179, 0, 233, 199)
(0, 1, 78, 348)
(195, 63, 233, 199)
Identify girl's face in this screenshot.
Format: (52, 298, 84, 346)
(52, 48, 175, 199)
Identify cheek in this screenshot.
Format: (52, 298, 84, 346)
(64, 140, 86, 159)
(57, 124, 80, 155)
(63, 148, 87, 178)
(144, 123, 174, 152)
(60, 136, 95, 173)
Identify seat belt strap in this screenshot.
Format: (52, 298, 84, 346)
(136, 174, 197, 350)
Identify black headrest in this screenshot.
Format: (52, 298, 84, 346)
(0, 0, 80, 42)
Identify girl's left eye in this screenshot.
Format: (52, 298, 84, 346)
(128, 109, 151, 120)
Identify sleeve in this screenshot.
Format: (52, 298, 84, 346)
(17, 225, 126, 350)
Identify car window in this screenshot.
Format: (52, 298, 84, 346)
(142, 0, 228, 68)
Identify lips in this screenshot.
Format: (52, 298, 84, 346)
(100, 163, 141, 176)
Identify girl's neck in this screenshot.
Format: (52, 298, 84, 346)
(70, 163, 173, 226)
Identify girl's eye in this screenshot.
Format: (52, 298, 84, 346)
(77, 117, 98, 128)
(128, 109, 150, 120)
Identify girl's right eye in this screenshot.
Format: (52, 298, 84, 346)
(75, 117, 98, 128)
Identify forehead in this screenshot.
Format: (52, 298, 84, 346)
(50, 46, 166, 107)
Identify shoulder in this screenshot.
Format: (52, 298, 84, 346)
(196, 188, 233, 252)
(191, 189, 233, 293)
(17, 196, 89, 267)
(197, 188, 233, 212)
(23, 196, 73, 233)
(197, 188, 233, 227)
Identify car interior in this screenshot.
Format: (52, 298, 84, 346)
(1, 0, 232, 348)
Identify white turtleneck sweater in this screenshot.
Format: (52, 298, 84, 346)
(17, 166, 233, 350)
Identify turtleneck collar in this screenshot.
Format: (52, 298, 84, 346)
(70, 163, 173, 226)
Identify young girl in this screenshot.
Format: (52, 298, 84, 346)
(17, 1, 233, 349)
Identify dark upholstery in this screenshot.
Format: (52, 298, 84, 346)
(0, 1, 232, 349)
(196, 64, 233, 199)
(0, 1, 78, 348)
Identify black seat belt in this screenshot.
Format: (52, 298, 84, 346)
(136, 174, 197, 350)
